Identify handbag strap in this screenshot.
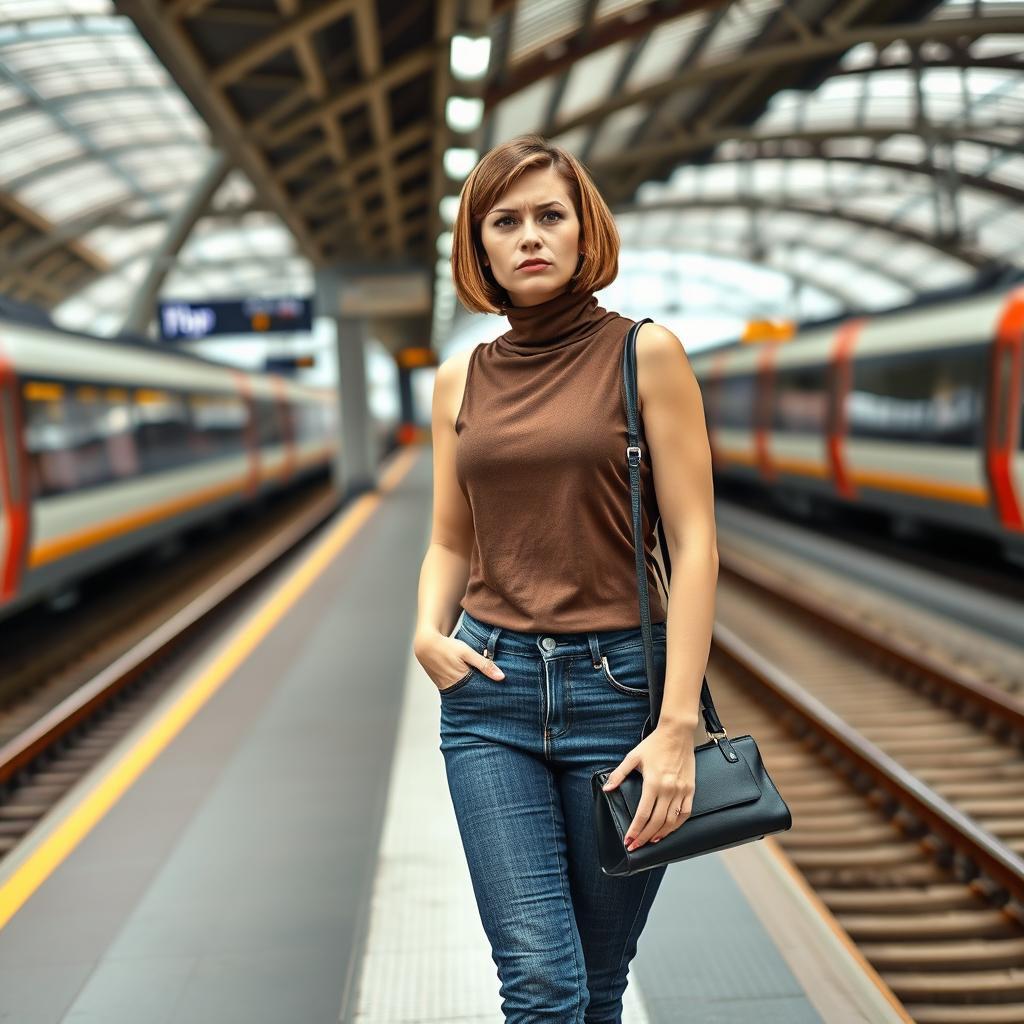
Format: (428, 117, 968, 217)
(621, 319, 729, 748)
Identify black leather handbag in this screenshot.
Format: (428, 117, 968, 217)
(590, 319, 792, 877)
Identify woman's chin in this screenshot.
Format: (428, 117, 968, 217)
(506, 276, 573, 307)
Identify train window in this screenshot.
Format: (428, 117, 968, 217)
(989, 346, 1014, 450)
(847, 344, 986, 446)
(293, 402, 321, 443)
(22, 379, 139, 497)
(716, 374, 756, 429)
(134, 388, 192, 471)
(255, 399, 286, 447)
(189, 393, 247, 457)
(773, 365, 829, 433)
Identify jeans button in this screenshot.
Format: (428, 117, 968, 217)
(541, 636, 556, 651)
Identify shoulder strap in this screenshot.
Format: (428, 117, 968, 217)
(621, 320, 732, 754)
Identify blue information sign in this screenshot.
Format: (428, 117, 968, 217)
(158, 297, 312, 340)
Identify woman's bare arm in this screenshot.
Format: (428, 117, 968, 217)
(415, 349, 476, 645)
(636, 321, 719, 734)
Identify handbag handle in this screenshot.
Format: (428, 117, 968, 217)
(621, 319, 730, 751)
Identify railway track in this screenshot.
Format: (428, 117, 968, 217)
(0, 483, 341, 861)
(707, 543, 1024, 1023)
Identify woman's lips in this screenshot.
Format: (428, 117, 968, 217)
(517, 261, 550, 272)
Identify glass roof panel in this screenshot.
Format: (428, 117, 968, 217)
(595, 0, 648, 20)
(80, 221, 169, 264)
(0, 0, 310, 337)
(874, 134, 928, 163)
(989, 152, 1024, 188)
(587, 102, 649, 158)
(489, 75, 554, 145)
(17, 160, 134, 220)
(969, 33, 1024, 58)
(624, 10, 707, 90)
(559, 41, 629, 121)
(696, 0, 780, 67)
(509, 0, 587, 64)
(0, 0, 108, 16)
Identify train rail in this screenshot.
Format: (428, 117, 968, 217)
(708, 542, 1024, 1023)
(0, 484, 341, 860)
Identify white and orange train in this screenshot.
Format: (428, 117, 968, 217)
(690, 283, 1024, 563)
(0, 315, 340, 622)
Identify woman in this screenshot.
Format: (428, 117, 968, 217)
(414, 134, 718, 1023)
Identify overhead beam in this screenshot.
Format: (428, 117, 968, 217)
(651, 253, 867, 310)
(485, 0, 725, 106)
(208, 0, 358, 88)
(544, 14, 1024, 139)
(272, 0, 373, 254)
(115, 0, 326, 263)
(752, 146, 1024, 208)
(352, 0, 404, 255)
(588, 121, 1024, 174)
(255, 47, 436, 147)
(613, 194, 995, 269)
(0, 193, 113, 274)
(292, 122, 432, 213)
(120, 149, 230, 335)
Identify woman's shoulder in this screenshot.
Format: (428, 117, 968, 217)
(635, 319, 684, 354)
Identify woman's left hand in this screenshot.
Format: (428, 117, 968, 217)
(601, 725, 696, 851)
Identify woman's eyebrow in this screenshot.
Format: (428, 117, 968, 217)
(488, 199, 567, 215)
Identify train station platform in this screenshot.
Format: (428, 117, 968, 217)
(0, 447, 910, 1024)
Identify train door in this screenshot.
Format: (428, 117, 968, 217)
(986, 288, 1024, 532)
(754, 343, 778, 483)
(270, 376, 296, 481)
(826, 318, 864, 502)
(0, 352, 29, 605)
(231, 370, 261, 496)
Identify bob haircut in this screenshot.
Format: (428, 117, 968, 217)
(450, 134, 619, 314)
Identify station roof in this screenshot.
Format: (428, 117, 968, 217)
(0, 0, 1022, 343)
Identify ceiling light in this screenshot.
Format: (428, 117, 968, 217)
(444, 147, 478, 180)
(446, 96, 484, 133)
(450, 34, 491, 81)
(438, 195, 461, 224)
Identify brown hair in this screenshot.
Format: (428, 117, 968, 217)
(449, 134, 619, 314)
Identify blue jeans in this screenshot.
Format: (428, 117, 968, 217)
(439, 608, 669, 1024)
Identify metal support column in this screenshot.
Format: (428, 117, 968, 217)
(314, 267, 377, 499)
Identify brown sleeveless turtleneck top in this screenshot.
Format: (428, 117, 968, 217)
(454, 286, 668, 632)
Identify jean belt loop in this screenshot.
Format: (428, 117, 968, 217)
(587, 633, 602, 670)
(483, 625, 501, 661)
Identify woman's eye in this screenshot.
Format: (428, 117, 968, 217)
(492, 211, 562, 228)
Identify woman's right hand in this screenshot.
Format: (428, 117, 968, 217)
(415, 629, 506, 692)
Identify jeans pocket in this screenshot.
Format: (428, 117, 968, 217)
(598, 641, 663, 697)
(439, 625, 484, 697)
(438, 666, 475, 696)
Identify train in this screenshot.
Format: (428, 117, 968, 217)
(4, 276, 1019, 625)
(689, 282, 1024, 564)
(0, 313, 341, 623)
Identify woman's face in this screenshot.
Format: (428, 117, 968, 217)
(478, 163, 582, 308)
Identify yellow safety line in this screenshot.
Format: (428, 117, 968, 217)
(0, 446, 420, 931)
